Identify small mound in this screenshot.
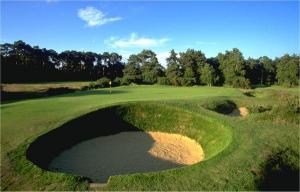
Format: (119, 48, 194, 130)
(230, 107, 249, 117)
(148, 131, 204, 165)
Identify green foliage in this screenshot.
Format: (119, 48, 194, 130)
(218, 48, 250, 88)
(248, 104, 272, 113)
(178, 77, 196, 86)
(259, 93, 299, 124)
(276, 54, 299, 87)
(123, 54, 142, 84)
(200, 64, 218, 86)
(179, 49, 206, 84)
(166, 50, 182, 81)
(139, 50, 164, 84)
(96, 77, 111, 88)
(157, 77, 171, 85)
(231, 76, 251, 89)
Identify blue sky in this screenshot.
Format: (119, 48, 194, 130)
(1, 1, 299, 66)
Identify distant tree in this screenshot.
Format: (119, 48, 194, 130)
(166, 49, 182, 85)
(200, 64, 217, 86)
(276, 54, 299, 87)
(217, 48, 250, 88)
(179, 49, 206, 84)
(123, 54, 142, 84)
(139, 50, 164, 84)
(245, 57, 260, 85)
(259, 56, 275, 85)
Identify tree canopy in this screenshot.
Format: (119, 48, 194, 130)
(1, 40, 299, 88)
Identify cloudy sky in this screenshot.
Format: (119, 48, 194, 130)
(1, 1, 299, 66)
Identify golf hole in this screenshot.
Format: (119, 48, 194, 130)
(48, 131, 204, 182)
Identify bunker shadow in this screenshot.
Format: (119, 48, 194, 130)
(26, 106, 182, 183)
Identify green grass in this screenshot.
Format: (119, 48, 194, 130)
(1, 85, 299, 190)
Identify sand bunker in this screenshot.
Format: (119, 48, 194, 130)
(230, 107, 249, 117)
(148, 131, 204, 165)
(48, 131, 204, 182)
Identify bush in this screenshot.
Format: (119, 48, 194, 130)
(96, 77, 111, 88)
(120, 76, 133, 85)
(232, 77, 251, 89)
(168, 77, 181, 86)
(113, 77, 122, 86)
(178, 78, 196, 86)
(157, 77, 171, 85)
(248, 105, 272, 113)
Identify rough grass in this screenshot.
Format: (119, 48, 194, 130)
(1, 81, 91, 92)
(1, 85, 299, 191)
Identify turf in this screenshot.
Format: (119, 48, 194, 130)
(1, 85, 299, 190)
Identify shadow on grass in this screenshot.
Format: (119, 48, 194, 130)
(202, 99, 237, 114)
(1, 88, 128, 104)
(26, 106, 181, 182)
(255, 148, 300, 191)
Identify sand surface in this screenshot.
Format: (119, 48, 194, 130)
(49, 131, 204, 182)
(230, 107, 249, 117)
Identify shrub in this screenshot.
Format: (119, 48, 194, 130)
(121, 76, 133, 85)
(157, 77, 171, 85)
(178, 78, 196, 86)
(113, 77, 122, 86)
(96, 77, 111, 88)
(232, 77, 251, 89)
(168, 77, 181, 86)
(248, 105, 272, 113)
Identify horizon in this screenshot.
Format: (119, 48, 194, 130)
(1, 1, 299, 66)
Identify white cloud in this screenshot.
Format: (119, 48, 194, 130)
(106, 33, 169, 48)
(78, 7, 122, 27)
(156, 51, 170, 67)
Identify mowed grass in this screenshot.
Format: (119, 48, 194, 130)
(1, 85, 299, 190)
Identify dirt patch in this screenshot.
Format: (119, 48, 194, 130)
(230, 107, 249, 117)
(48, 131, 204, 182)
(148, 131, 204, 165)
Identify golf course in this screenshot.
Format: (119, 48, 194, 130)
(1, 85, 299, 191)
(1, 1, 299, 190)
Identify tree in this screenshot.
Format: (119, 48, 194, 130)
(123, 54, 142, 84)
(259, 56, 275, 85)
(139, 50, 164, 84)
(245, 57, 260, 85)
(165, 49, 182, 85)
(217, 48, 250, 88)
(276, 54, 299, 87)
(179, 49, 206, 84)
(200, 64, 217, 86)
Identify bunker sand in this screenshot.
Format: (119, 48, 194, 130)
(230, 107, 249, 117)
(49, 131, 204, 182)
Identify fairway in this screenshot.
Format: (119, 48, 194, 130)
(1, 85, 299, 191)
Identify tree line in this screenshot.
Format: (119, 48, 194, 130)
(1, 40, 299, 88)
(1, 40, 124, 82)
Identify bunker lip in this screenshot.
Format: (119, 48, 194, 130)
(48, 131, 204, 182)
(26, 103, 231, 184)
